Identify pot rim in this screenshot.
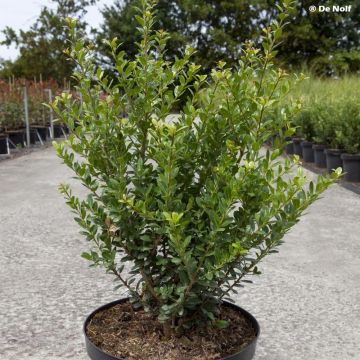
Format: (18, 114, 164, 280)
(312, 144, 327, 150)
(30, 125, 49, 129)
(300, 140, 313, 147)
(83, 298, 260, 360)
(324, 148, 344, 155)
(292, 137, 302, 143)
(6, 129, 26, 134)
(341, 153, 360, 160)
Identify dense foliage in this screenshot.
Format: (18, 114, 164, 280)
(53, 0, 339, 334)
(0, 79, 59, 132)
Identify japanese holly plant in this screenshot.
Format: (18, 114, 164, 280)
(52, 0, 340, 335)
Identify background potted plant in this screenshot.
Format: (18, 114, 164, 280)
(52, 1, 340, 359)
(338, 103, 360, 182)
(0, 80, 25, 147)
(311, 111, 328, 168)
(295, 110, 316, 163)
(319, 110, 344, 173)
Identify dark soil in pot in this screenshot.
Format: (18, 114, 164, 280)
(0, 135, 8, 154)
(292, 137, 302, 157)
(313, 144, 327, 168)
(285, 137, 294, 155)
(341, 154, 360, 182)
(84, 299, 259, 360)
(301, 141, 314, 162)
(325, 149, 343, 173)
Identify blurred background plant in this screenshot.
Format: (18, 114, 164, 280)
(0, 79, 60, 132)
(288, 76, 360, 153)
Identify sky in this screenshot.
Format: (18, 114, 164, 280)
(0, 0, 115, 60)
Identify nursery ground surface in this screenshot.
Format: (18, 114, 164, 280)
(86, 301, 256, 360)
(0, 147, 360, 360)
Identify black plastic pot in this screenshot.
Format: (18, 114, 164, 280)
(341, 154, 360, 182)
(54, 125, 62, 138)
(7, 130, 25, 148)
(284, 137, 294, 155)
(53, 124, 65, 138)
(32, 126, 48, 142)
(301, 141, 314, 162)
(0, 135, 8, 154)
(84, 299, 260, 360)
(313, 144, 327, 168)
(30, 129, 38, 144)
(292, 137, 303, 158)
(324, 149, 343, 173)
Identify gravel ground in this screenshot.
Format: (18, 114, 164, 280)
(0, 147, 359, 360)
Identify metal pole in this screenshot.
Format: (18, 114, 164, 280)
(6, 137, 10, 155)
(45, 89, 54, 139)
(23, 87, 30, 147)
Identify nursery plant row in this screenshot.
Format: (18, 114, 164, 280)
(267, 133, 360, 183)
(289, 95, 360, 182)
(0, 79, 68, 154)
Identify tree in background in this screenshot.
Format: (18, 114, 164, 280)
(1, 0, 358, 80)
(276, 0, 360, 76)
(97, 0, 268, 71)
(0, 0, 96, 83)
(97, 0, 360, 76)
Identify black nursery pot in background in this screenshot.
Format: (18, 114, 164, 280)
(292, 137, 303, 158)
(7, 130, 25, 148)
(313, 144, 327, 168)
(324, 149, 343, 173)
(284, 137, 294, 155)
(301, 141, 314, 162)
(341, 154, 360, 182)
(53, 124, 65, 138)
(30, 129, 38, 144)
(36, 127, 48, 141)
(0, 135, 9, 154)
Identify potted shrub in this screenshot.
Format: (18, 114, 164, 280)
(307, 108, 328, 168)
(338, 103, 360, 182)
(2, 101, 25, 147)
(293, 109, 316, 162)
(52, 1, 340, 359)
(319, 110, 344, 173)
